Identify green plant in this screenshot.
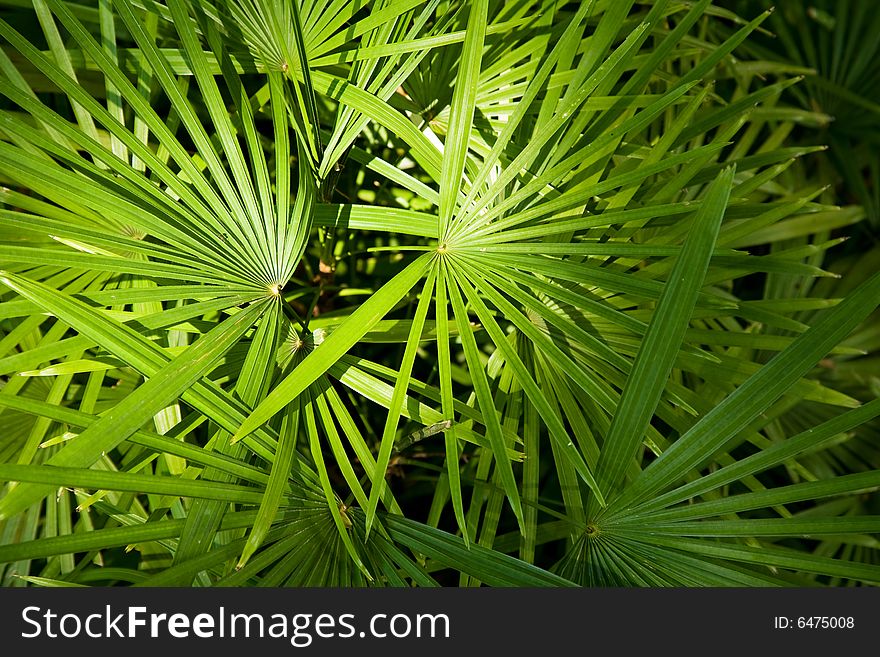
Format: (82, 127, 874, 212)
(719, 0, 880, 230)
(0, 0, 878, 587)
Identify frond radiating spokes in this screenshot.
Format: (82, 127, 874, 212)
(1, 0, 877, 587)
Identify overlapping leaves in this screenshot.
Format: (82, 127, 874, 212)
(0, 0, 877, 587)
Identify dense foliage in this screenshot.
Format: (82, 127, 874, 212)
(0, 0, 878, 587)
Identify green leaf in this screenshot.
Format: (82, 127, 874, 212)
(594, 166, 735, 497)
(435, 259, 468, 541)
(638, 398, 880, 514)
(450, 259, 606, 505)
(0, 464, 267, 505)
(384, 515, 578, 587)
(438, 0, 488, 238)
(445, 257, 525, 530)
(0, 271, 269, 519)
(0, 511, 263, 564)
(366, 267, 436, 534)
(237, 401, 299, 569)
(232, 254, 432, 443)
(610, 270, 880, 511)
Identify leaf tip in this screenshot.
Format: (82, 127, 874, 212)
(235, 552, 251, 571)
(230, 425, 250, 444)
